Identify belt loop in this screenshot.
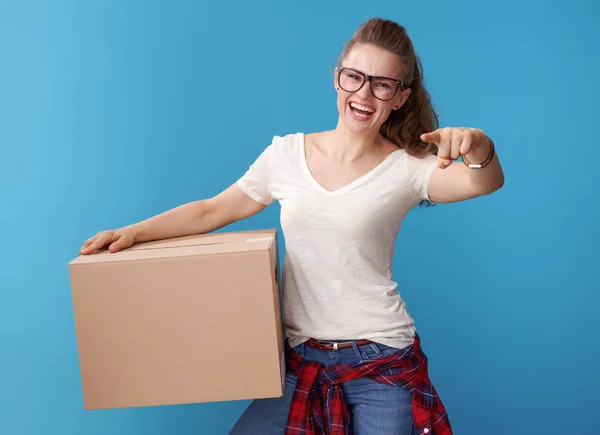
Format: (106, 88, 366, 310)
(350, 340, 361, 360)
(332, 342, 338, 351)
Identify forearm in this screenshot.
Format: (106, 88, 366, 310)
(126, 200, 219, 243)
(464, 138, 505, 194)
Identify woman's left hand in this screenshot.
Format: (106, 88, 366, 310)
(421, 127, 488, 169)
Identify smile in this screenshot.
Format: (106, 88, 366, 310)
(348, 101, 376, 120)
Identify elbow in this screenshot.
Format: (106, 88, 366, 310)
(495, 170, 506, 191)
(483, 174, 505, 195)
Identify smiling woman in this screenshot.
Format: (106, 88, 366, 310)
(334, 33, 437, 160)
(80, 17, 504, 435)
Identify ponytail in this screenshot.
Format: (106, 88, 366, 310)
(381, 55, 439, 158)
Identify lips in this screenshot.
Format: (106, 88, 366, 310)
(348, 101, 376, 120)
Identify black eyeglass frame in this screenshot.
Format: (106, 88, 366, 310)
(336, 65, 406, 101)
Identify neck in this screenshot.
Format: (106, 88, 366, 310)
(321, 118, 383, 162)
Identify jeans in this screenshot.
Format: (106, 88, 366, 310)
(229, 340, 416, 435)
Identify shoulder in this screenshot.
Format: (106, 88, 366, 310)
(302, 130, 333, 159)
(398, 147, 438, 168)
(388, 147, 438, 191)
(303, 130, 330, 145)
(264, 132, 304, 155)
(378, 136, 403, 156)
(399, 149, 439, 201)
(246, 132, 305, 170)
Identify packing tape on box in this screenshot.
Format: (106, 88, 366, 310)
(129, 237, 273, 251)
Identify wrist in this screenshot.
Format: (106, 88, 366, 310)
(467, 135, 491, 159)
(124, 224, 142, 243)
(462, 136, 495, 169)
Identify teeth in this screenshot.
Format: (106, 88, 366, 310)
(350, 102, 374, 113)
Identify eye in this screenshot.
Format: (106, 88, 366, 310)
(375, 81, 392, 89)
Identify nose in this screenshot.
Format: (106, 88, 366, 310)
(356, 79, 374, 99)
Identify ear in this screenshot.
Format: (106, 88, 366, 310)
(393, 88, 412, 110)
(333, 66, 340, 91)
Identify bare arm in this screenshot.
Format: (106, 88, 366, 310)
(80, 183, 266, 254)
(422, 127, 505, 203)
(129, 183, 267, 243)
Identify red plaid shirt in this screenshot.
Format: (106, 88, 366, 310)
(284, 334, 452, 435)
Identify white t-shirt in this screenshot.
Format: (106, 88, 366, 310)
(236, 132, 439, 349)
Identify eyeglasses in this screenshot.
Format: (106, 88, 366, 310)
(336, 66, 405, 101)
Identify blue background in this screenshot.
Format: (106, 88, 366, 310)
(1, 0, 598, 434)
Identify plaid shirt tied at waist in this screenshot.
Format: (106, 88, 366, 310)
(284, 334, 452, 435)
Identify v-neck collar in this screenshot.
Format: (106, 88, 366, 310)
(297, 132, 402, 195)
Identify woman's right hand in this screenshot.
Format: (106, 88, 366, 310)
(78, 183, 268, 256)
(80, 227, 136, 255)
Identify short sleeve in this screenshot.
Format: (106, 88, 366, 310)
(236, 143, 274, 206)
(408, 153, 439, 204)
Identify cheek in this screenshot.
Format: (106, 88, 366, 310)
(336, 95, 344, 114)
(376, 103, 394, 120)
(336, 90, 350, 111)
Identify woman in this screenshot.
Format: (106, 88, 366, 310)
(80, 18, 504, 435)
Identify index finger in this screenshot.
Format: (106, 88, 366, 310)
(420, 130, 442, 145)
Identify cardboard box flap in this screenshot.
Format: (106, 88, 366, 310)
(128, 229, 275, 250)
(69, 229, 276, 266)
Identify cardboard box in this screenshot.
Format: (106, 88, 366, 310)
(68, 228, 285, 410)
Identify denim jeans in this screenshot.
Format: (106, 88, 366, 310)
(229, 340, 416, 435)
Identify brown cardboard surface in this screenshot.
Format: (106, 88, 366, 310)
(68, 228, 284, 410)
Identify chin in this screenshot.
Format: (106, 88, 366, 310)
(340, 111, 384, 136)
